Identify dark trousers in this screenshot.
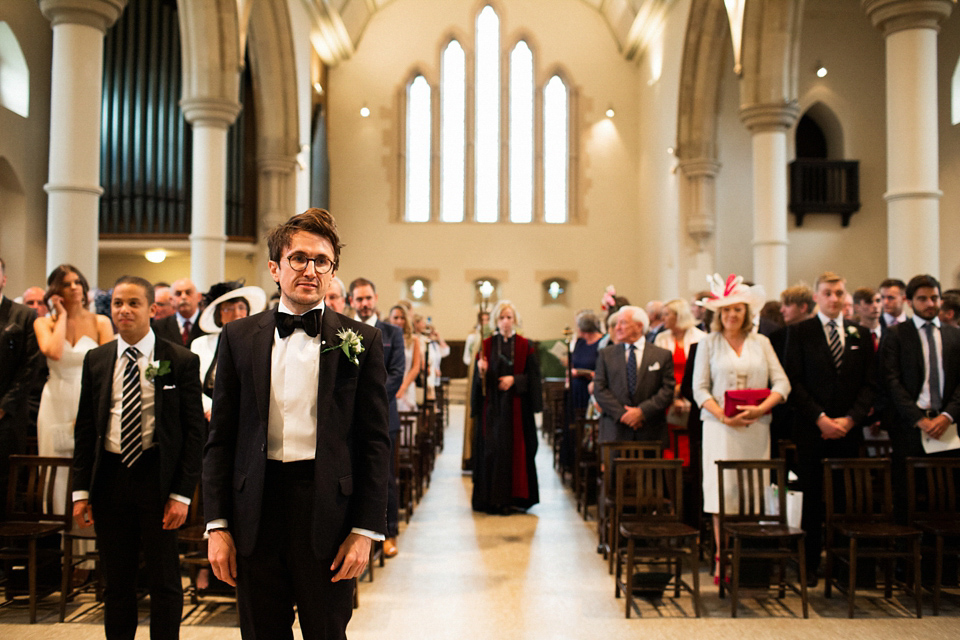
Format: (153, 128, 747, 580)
(386, 430, 399, 538)
(236, 461, 354, 640)
(93, 450, 183, 640)
(0, 414, 26, 519)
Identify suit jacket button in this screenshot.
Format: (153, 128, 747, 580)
(261, 443, 266, 452)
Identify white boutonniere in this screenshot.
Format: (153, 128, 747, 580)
(145, 360, 171, 382)
(323, 328, 364, 366)
(846, 325, 859, 339)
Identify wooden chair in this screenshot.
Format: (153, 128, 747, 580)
(58, 524, 102, 621)
(0, 455, 73, 623)
(716, 459, 808, 618)
(573, 417, 599, 520)
(417, 401, 436, 492)
(859, 437, 893, 459)
(822, 458, 922, 618)
(597, 441, 662, 574)
(614, 459, 700, 618)
(906, 457, 960, 616)
(397, 411, 419, 516)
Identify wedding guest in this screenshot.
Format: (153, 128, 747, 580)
(462, 310, 491, 470)
(655, 298, 705, 459)
(879, 278, 909, 327)
(388, 304, 422, 412)
(153, 283, 176, 320)
(22, 286, 49, 317)
(153, 278, 206, 346)
(325, 276, 348, 314)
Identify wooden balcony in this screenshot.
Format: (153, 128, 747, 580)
(788, 159, 860, 227)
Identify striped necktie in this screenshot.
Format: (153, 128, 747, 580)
(827, 320, 842, 370)
(121, 346, 143, 467)
(924, 322, 942, 412)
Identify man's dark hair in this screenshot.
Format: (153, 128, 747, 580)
(941, 292, 960, 318)
(780, 284, 814, 312)
(348, 277, 376, 297)
(267, 208, 343, 270)
(852, 287, 877, 305)
(879, 278, 907, 292)
(114, 275, 155, 305)
(905, 274, 940, 300)
(154, 281, 171, 288)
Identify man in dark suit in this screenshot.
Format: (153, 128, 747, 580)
(594, 305, 675, 446)
(152, 278, 207, 347)
(72, 276, 204, 640)
(349, 277, 405, 557)
(879, 278, 909, 328)
(881, 275, 960, 517)
(0, 258, 42, 518)
(204, 209, 391, 640)
(784, 271, 876, 579)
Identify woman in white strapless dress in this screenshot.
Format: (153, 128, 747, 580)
(34, 265, 114, 516)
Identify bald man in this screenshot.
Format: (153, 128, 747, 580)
(152, 278, 207, 347)
(21, 287, 48, 317)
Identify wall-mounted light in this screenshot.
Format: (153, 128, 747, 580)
(815, 62, 827, 78)
(145, 249, 166, 264)
(605, 106, 615, 118)
(313, 82, 324, 94)
(360, 104, 370, 118)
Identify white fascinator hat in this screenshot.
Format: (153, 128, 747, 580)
(700, 273, 766, 313)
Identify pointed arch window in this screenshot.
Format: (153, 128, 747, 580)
(400, 5, 576, 224)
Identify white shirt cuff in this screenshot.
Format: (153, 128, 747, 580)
(170, 493, 191, 505)
(72, 490, 90, 502)
(352, 527, 385, 541)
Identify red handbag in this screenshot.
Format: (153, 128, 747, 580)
(723, 389, 771, 417)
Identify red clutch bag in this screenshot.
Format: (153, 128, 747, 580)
(724, 389, 771, 417)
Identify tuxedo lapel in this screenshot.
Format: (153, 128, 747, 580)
(0, 297, 11, 327)
(97, 343, 117, 437)
(153, 339, 168, 425)
(316, 310, 343, 442)
(253, 313, 276, 424)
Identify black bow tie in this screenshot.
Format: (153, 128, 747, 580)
(276, 309, 322, 339)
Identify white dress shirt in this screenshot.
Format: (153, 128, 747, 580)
(73, 330, 189, 505)
(817, 311, 845, 351)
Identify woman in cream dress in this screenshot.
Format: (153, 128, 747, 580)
(34, 265, 113, 574)
(692, 274, 790, 579)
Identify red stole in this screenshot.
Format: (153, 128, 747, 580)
(481, 334, 531, 500)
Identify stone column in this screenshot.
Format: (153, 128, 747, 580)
(180, 99, 241, 292)
(740, 103, 799, 298)
(256, 154, 298, 292)
(863, 0, 953, 279)
(40, 0, 126, 286)
(678, 158, 721, 289)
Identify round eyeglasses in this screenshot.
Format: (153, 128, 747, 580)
(286, 253, 335, 274)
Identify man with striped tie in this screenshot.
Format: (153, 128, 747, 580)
(783, 271, 877, 583)
(73, 276, 204, 640)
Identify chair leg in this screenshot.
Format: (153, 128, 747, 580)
(824, 539, 833, 598)
(29, 538, 38, 624)
(625, 539, 634, 618)
(731, 537, 741, 618)
(674, 555, 681, 598)
(797, 536, 809, 619)
(934, 535, 943, 616)
(778, 555, 786, 599)
(60, 535, 73, 622)
(690, 543, 701, 618)
(913, 537, 922, 619)
(847, 538, 857, 618)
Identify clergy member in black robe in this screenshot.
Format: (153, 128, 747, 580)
(471, 302, 541, 513)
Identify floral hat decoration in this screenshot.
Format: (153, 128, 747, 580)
(700, 273, 766, 312)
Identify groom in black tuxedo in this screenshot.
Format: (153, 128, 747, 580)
(72, 276, 204, 640)
(0, 258, 42, 518)
(204, 209, 391, 640)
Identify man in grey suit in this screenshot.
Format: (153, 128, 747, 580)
(594, 305, 675, 445)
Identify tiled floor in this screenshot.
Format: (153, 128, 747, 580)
(2, 403, 957, 639)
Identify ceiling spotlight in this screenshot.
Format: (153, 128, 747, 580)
(605, 106, 615, 118)
(145, 249, 166, 264)
(360, 105, 370, 118)
(816, 64, 827, 78)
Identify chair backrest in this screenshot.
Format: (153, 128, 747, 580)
(859, 438, 893, 458)
(5, 455, 73, 525)
(398, 411, 418, 448)
(574, 417, 599, 459)
(906, 457, 960, 523)
(716, 458, 787, 526)
(599, 441, 662, 502)
(615, 458, 683, 523)
(823, 457, 894, 524)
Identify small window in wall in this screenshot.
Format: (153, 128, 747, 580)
(474, 278, 499, 307)
(542, 278, 569, 306)
(405, 277, 432, 304)
(0, 22, 29, 118)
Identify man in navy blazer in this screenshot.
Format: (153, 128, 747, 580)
(73, 277, 204, 640)
(784, 272, 876, 578)
(594, 306, 675, 446)
(349, 277, 405, 557)
(204, 209, 391, 640)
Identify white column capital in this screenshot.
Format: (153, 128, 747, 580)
(180, 97, 241, 128)
(257, 154, 298, 175)
(863, 0, 954, 36)
(739, 102, 801, 133)
(677, 158, 721, 179)
(39, 0, 126, 32)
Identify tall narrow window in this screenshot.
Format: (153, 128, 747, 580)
(405, 75, 431, 222)
(441, 41, 466, 222)
(543, 75, 569, 224)
(474, 6, 499, 223)
(509, 41, 534, 223)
